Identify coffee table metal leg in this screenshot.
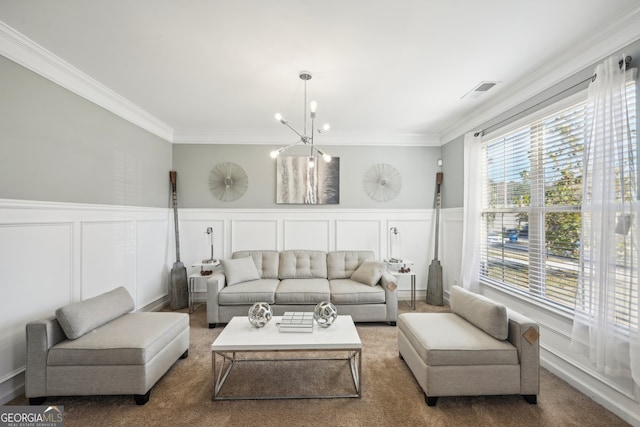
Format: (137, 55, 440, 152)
(212, 351, 236, 400)
(348, 350, 362, 397)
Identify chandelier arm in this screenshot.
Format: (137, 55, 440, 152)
(281, 121, 306, 140)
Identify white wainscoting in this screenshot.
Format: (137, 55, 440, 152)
(178, 208, 459, 301)
(0, 199, 171, 404)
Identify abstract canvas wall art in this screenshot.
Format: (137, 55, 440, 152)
(276, 156, 340, 204)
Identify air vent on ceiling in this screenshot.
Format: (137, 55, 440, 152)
(461, 81, 500, 100)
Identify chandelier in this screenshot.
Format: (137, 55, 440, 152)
(270, 71, 332, 168)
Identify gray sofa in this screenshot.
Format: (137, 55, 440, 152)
(25, 287, 189, 405)
(206, 250, 398, 328)
(398, 286, 540, 406)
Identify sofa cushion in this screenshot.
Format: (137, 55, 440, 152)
(279, 250, 327, 279)
(222, 257, 261, 286)
(232, 250, 279, 279)
(398, 313, 518, 366)
(450, 286, 508, 340)
(47, 312, 188, 365)
(275, 278, 330, 304)
(330, 279, 386, 304)
(327, 251, 375, 279)
(55, 287, 134, 340)
(350, 261, 385, 286)
(218, 279, 279, 305)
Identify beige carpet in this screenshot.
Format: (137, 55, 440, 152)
(8, 301, 630, 426)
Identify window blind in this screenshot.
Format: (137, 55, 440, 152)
(480, 73, 637, 318)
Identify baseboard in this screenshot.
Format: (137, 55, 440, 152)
(541, 348, 640, 426)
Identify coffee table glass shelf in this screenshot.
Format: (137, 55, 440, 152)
(211, 315, 362, 400)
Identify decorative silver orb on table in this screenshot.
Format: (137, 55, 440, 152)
(248, 302, 272, 328)
(314, 301, 338, 328)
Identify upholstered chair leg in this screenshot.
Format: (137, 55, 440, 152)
(523, 394, 537, 404)
(180, 350, 189, 359)
(134, 391, 150, 405)
(425, 395, 438, 406)
(29, 397, 46, 405)
(399, 353, 404, 360)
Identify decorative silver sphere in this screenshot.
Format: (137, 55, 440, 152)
(313, 301, 338, 328)
(248, 302, 272, 328)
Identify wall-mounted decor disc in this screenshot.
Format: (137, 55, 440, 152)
(208, 162, 248, 202)
(363, 163, 402, 202)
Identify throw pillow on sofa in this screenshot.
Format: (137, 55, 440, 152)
(221, 257, 261, 286)
(350, 261, 385, 286)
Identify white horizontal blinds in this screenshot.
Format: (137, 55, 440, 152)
(481, 128, 532, 293)
(480, 72, 638, 318)
(538, 103, 585, 308)
(481, 96, 587, 309)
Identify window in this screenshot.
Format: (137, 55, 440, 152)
(480, 76, 637, 317)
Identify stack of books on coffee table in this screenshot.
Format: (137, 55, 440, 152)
(278, 312, 314, 333)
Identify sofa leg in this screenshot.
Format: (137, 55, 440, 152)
(29, 397, 46, 405)
(425, 395, 438, 406)
(134, 391, 150, 405)
(399, 353, 404, 361)
(208, 323, 216, 329)
(389, 321, 397, 326)
(180, 349, 189, 359)
(523, 394, 537, 404)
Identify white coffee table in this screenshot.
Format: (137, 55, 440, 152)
(211, 315, 362, 400)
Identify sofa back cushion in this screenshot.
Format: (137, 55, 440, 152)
(450, 286, 508, 340)
(327, 251, 375, 279)
(55, 286, 134, 340)
(279, 250, 327, 279)
(232, 250, 279, 279)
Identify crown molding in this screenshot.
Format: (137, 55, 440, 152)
(0, 21, 174, 142)
(440, 4, 640, 143)
(173, 130, 441, 147)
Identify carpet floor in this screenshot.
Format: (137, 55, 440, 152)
(8, 301, 630, 426)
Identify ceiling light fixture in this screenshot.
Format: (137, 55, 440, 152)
(270, 71, 331, 168)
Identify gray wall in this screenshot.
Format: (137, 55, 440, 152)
(0, 56, 172, 207)
(440, 37, 640, 210)
(441, 135, 464, 209)
(172, 144, 441, 208)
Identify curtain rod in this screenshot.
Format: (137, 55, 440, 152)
(474, 55, 632, 138)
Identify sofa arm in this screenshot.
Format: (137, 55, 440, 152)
(380, 271, 398, 291)
(25, 317, 67, 398)
(380, 271, 398, 323)
(507, 309, 540, 396)
(206, 273, 226, 327)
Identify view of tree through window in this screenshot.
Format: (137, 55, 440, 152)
(480, 79, 637, 313)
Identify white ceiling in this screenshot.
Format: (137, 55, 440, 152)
(1, 0, 640, 146)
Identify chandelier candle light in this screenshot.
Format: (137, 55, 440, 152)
(270, 71, 332, 167)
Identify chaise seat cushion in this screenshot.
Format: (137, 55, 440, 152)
(47, 312, 188, 366)
(218, 279, 279, 305)
(275, 278, 330, 304)
(398, 313, 518, 366)
(329, 279, 386, 304)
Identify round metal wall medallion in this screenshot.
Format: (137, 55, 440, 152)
(208, 162, 248, 202)
(363, 163, 402, 202)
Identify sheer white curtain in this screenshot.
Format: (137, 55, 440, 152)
(571, 55, 639, 388)
(458, 132, 482, 291)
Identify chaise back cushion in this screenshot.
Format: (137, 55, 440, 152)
(450, 286, 509, 340)
(279, 250, 327, 279)
(233, 250, 280, 279)
(55, 286, 134, 339)
(327, 251, 375, 279)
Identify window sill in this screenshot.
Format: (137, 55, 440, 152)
(480, 278, 574, 322)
